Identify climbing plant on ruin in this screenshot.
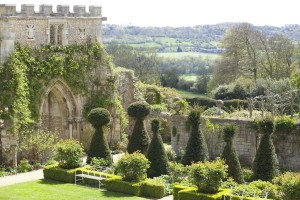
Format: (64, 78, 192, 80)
(0, 42, 119, 134)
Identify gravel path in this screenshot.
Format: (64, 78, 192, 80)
(0, 169, 44, 187)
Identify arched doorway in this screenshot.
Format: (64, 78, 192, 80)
(39, 78, 82, 140)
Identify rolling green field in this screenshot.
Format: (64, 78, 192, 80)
(158, 52, 220, 59)
(179, 74, 200, 81)
(178, 89, 208, 99)
(0, 179, 147, 200)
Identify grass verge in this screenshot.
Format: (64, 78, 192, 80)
(0, 179, 147, 200)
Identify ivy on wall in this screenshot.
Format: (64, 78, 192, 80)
(0, 41, 116, 134)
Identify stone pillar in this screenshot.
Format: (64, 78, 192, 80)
(54, 25, 58, 47)
(0, 23, 15, 64)
(68, 118, 73, 139)
(62, 25, 68, 46)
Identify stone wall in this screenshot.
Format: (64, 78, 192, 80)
(170, 115, 300, 171)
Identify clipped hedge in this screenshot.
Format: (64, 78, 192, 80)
(105, 177, 142, 196)
(186, 97, 247, 111)
(43, 164, 75, 183)
(225, 195, 272, 200)
(141, 181, 165, 198)
(174, 185, 195, 200)
(105, 177, 164, 198)
(174, 185, 230, 200)
(179, 188, 230, 200)
(186, 97, 215, 108)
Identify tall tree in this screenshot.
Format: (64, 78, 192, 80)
(259, 34, 295, 79)
(214, 23, 261, 85)
(106, 44, 161, 84)
(213, 23, 295, 86)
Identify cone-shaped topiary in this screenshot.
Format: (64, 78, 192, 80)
(253, 117, 279, 181)
(221, 124, 244, 183)
(127, 101, 151, 154)
(182, 107, 209, 165)
(146, 119, 169, 178)
(87, 108, 113, 165)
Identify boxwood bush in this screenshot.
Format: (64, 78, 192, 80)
(105, 177, 164, 198)
(174, 185, 230, 200)
(141, 181, 165, 198)
(273, 172, 300, 200)
(43, 164, 75, 183)
(179, 188, 230, 200)
(188, 159, 228, 194)
(115, 152, 150, 182)
(55, 139, 83, 169)
(105, 177, 142, 196)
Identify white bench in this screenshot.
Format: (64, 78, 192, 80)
(75, 166, 108, 189)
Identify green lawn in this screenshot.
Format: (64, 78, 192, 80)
(177, 90, 207, 98)
(158, 52, 220, 59)
(0, 179, 147, 200)
(179, 74, 200, 82)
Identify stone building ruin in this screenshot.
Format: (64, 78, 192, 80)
(0, 4, 107, 63)
(0, 4, 142, 166)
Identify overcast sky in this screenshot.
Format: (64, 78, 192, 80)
(2, 0, 299, 27)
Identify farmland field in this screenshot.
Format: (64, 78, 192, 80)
(178, 89, 208, 99)
(158, 52, 220, 59)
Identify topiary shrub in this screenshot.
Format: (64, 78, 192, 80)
(86, 108, 112, 165)
(115, 152, 150, 182)
(127, 101, 151, 154)
(221, 124, 244, 183)
(55, 139, 83, 169)
(252, 117, 279, 181)
(182, 107, 209, 165)
(188, 159, 228, 194)
(146, 119, 169, 178)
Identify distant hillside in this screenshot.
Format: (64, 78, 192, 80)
(102, 23, 300, 54)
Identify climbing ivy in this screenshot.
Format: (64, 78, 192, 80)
(0, 42, 115, 133)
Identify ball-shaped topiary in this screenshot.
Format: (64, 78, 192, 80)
(127, 101, 151, 154)
(182, 107, 209, 165)
(146, 119, 169, 178)
(253, 117, 279, 181)
(87, 108, 111, 128)
(127, 101, 151, 120)
(221, 124, 244, 183)
(87, 108, 112, 165)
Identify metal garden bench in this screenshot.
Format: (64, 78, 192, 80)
(75, 166, 108, 189)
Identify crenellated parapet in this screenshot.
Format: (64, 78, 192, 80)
(0, 4, 104, 17)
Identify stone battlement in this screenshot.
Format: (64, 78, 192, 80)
(0, 4, 103, 17)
